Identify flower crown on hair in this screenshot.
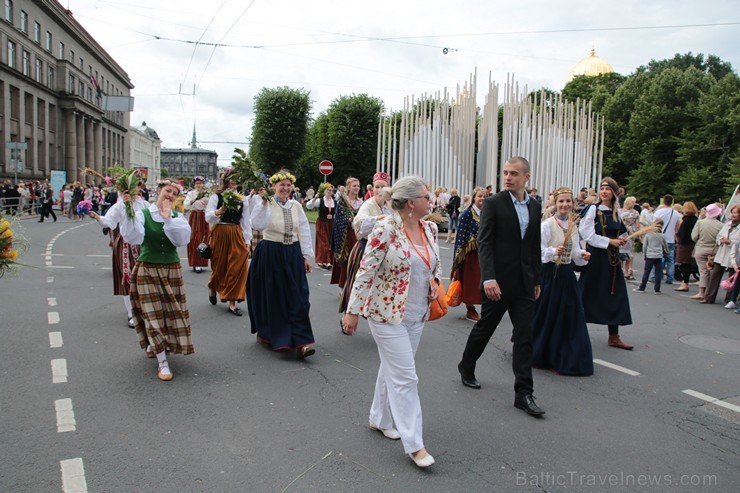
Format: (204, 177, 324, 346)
(318, 182, 333, 195)
(269, 172, 296, 184)
(157, 179, 183, 192)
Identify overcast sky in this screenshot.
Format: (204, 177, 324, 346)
(67, 0, 739, 167)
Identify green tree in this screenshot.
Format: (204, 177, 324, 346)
(249, 87, 311, 174)
(325, 93, 384, 185)
(297, 113, 330, 187)
(562, 72, 626, 113)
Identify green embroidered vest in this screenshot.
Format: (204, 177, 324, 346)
(138, 208, 180, 264)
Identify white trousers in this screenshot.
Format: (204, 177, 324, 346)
(368, 318, 425, 454)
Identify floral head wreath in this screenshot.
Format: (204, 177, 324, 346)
(269, 171, 297, 184)
(552, 186, 572, 199)
(157, 179, 183, 192)
(318, 182, 333, 195)
(192, 176, 205, 185)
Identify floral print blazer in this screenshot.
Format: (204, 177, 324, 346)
(346, 212, 442, 325)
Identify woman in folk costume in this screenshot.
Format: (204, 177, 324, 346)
(330, 177, 363, 291)
(578, 177, 634, 350)
(532, 187, 593, 376)
(183, 176, 210, 273)
(306, 182, 336, 270)
(338, 172, 392, 322)
(120, 181, 193, 382)
(247, 170, 316, 359)
(450, 187, 486, 322)
(205, 168, 252, 316)
(90, 182, 148, 328)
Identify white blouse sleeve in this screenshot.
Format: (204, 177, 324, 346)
(184, 190, 197, 211)
(296, 204, 315, 260)
(250, 200, 271, 232)
(96, 200, 121, 229)
(119, 209, 145, 246)
(305, 197, 320, 210)
(540, 220, 557, 263)
(240, 198, 253, 245)
(205, 194, 220, 225)
(579, 206, 611, 250)
(571, 230, 589, 266)
(163, 214, 192, 247)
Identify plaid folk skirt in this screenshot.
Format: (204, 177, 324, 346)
(130, 261, 194, 355)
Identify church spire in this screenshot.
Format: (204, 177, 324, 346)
(190, 125, 197, 149)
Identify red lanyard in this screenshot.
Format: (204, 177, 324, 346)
(404, 224, 431, 270)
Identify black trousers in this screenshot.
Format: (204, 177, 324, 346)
(40, 203, 56, 221)
(460, 291, 535, 397)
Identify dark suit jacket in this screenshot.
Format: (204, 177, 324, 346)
(478, 190, 542, 298)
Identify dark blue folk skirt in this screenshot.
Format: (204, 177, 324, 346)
(533, 263, 593, 376)
(578, 247, 632, 326)
(247, 240, 314, 350)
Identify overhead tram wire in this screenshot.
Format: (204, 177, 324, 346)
(180, 0, 229, 93)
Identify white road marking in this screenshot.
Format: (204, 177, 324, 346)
(45, 256, 52, 261)
(48, 312, 60, 324)
(101, 267, 112, 270)
(682, 389, 740, 413)
(48, 297, 57, 306)
(60, 458, 87, 493)
(51, 359, 68, 383)
(593, 359, 641, 376)
(55, 398, 77, 432)
(47, 266, 75, 269)
(86, 254, 109, 257)
(40, 253, 64, 256)
(47, 276, 54, 283)
(45, 261, 53, 266)
(439, 246, 450, 250)
(49, 332, 63, 348)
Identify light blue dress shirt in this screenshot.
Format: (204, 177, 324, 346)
(509, 192, 530, 239)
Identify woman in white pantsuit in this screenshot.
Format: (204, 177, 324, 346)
(342, 176, 441, 469)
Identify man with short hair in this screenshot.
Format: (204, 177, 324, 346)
(458, 156, 545, 417)
(653, 194, 681, 284)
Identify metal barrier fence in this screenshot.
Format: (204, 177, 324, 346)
(0, 197, 42, 216)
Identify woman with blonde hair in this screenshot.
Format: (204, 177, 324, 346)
(183, 176, 210, 273)
(343, 176, 440, 468)
(619, 197, 640, 280)
(306, 182, 336, 269)
(451, 187, 485, 321)
(674, 201, 699, 292)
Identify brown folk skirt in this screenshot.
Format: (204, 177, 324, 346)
(208, 224, 249, 302)
(186, 210, 210, 268)
(458, 250, 482, 306)
(315, 218, 333, 265)
(111, 228, 140, 296)
(130, 261, 193, 355)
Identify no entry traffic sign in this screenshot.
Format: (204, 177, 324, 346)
(318, 160, 334, 176)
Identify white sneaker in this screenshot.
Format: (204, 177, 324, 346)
(369, 422, 401, 440)
(724, 301, 736, 309)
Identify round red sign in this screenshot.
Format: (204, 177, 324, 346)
(319, 160, 334, 176)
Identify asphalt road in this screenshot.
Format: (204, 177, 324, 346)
(1, 216, 738, 493)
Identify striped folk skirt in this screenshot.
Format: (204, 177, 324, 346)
(208, 223, 249, 303)
(111, 227, 140, 296)
(186, 210, 210, 268)
(339, 237, 367, 313)
(330, 228, 358, 288)
(315, 218, 333, 266)
(130, 262, 194, 355)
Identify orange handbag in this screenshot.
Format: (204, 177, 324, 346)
(446, 279, 463, 307)
(429, 279, 449, 321)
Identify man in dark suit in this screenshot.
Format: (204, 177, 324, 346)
(457, 156, 545, 416)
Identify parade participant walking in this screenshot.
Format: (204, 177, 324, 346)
(690, 204, 724, 301)
(450, 187, 486, 322)
(579, 177, 634, 350)
(205, 169, 252, 316)
(120, 181, 193, 382)
(248, 170, 316, 359)
(90, 183, 149, 328)
(306, 183, 335, 269)
(183, 176, 210, 273)
(458, 157, 545, 417)
(532, 187, 592, 376)
(703, 204, 740, 305)
(330, 177, 363, 291)
(338, 172, 392, 321)
(342, 176, 440, 468)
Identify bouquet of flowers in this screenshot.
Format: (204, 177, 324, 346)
(76, 200, 94, 216)
(221, 190, 245, 211)
(108, 167, 142, 219)
(0, 214, 28, 279)
(229, 149, 274, 201)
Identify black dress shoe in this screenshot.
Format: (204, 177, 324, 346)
(514, 393, 545, 416)
(209, 291, 217, 305)
(458, 362, 481, 389)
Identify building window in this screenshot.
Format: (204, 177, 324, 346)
(58, 41, 64, 59)
(79, 57, 83, 70)
(86, 86, 92, 100)
(9, 85, 19, 120)
(34, 21, 40, 43)
(7, 40, 15, 68)
(69, 49, 74, 63)
(45, 31, 51, 51)
(78, 80, 83, 96)
(4, 0, 12, 23)
(68, 74, 74, 93)
(22, 49, 29, 76)
(37, 98, 45, 128)
(20, 10, 27, 33)
(35, 58, 42, 82)
(47, 66, 54, 88)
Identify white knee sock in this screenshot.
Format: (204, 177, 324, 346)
(123, 295, 132, 318)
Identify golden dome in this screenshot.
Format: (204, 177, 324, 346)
(568, 48, 615, 81)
